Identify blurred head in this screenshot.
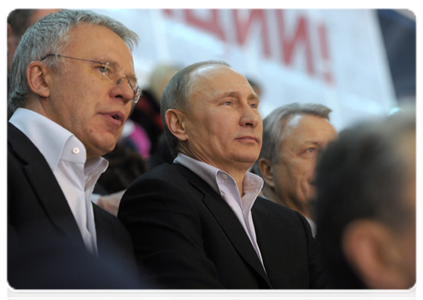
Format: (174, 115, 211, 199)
(255, 103, 336, 219)
(161, 61, 262, 174)
(149, 64, 180, 102)
(314, 109, 416, 289)
(8, 9, 139, 159)
(7, 9, 60, 71)
(247, 78, 262, 98)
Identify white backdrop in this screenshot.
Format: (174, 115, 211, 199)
(93, 9, 396, 132)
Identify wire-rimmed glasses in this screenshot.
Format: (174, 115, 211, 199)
(40, 54, 141, 103)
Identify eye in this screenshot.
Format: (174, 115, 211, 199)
(98, 64, 112, 76)
(223, 101, 232, 106)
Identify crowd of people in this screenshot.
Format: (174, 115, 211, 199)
(7, 9, 416, 290)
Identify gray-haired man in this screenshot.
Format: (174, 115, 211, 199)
(8, 9, 143, 288)
(254, 103, 337, 236)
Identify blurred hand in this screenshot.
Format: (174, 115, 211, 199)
(97, 190, 126, 217)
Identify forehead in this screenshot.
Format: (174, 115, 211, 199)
(190, 65, 252, 96)
(65, 24, 134, 69)
(283, 114, 336, 143)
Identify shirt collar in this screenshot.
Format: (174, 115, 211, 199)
(174, 153, 263, 200)
(9, 108, 107, 173)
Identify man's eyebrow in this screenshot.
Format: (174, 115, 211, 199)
(303, 141, 323, 147)
(101, 59, 138, 82)
(218, 91, 259, 101)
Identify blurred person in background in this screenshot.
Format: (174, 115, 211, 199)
(94, 143, 149, 216)
(4, 8, 60, 120)
(247, 77, 262, 99)
(254, 103, 336, 236)
(313, 109, 416, 289)
(130, 63, 181, 157)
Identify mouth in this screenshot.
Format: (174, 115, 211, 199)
(236, 136, 259, 144)
(102, 111, 125, 126)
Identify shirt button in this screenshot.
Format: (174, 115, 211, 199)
(72, 147, 80, 154)
(222, 174, 229, 180)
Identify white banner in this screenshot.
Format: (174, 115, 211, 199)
(93, 9, 397, 131)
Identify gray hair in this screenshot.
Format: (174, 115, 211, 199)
(8, 9, 139, 118)
(160, 60, 230, 158)
(254, 103, 331, 175)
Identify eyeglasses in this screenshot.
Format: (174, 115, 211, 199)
(40, 54, 141, 103)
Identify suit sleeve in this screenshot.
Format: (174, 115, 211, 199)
(117, 176, 225, 288)
(294, 211, 333, 289)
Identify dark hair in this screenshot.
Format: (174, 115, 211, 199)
(160, 60, 230, 157)
(313, 110, 415, 288)
(97, 144, 148, 194)
(8, 9, 36, 38)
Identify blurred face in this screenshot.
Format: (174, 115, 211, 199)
(183, 65, 262, 174)
(393, 131, 416, 288)
(272, 114, 337, 211)
(43, 24, 135, 159)
(8, 10, 60, 71)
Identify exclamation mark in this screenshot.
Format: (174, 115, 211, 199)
(318, 23, 333, 84)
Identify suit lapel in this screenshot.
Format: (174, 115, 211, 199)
(173, 163, 271, 287)
(8, 123, 84, 244)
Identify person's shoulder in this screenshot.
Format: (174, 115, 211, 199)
(131, 163, 189, 185)
(254, 196, 293, 215)
(93, 203, 125, 227)
(253, 197, 308, 228)
(93, 202, 134, 241)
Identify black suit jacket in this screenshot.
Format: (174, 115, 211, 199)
(118, 162, 330, 289)
(8, 123, 141, 288)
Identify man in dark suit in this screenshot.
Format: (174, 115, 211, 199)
(8, 10, 143, 288)
(118, 60, 330, 288)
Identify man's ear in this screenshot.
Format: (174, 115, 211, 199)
(26, 61, 50, 98)
(342, 220, 405, 289)
(258, 158, 275, 188)
(165, 109, 188, 142)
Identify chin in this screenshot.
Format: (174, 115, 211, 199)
(234, 155, 259, 166)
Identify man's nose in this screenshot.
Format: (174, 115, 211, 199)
(240, 105, 261, 128)
(111, 79, 133, 104)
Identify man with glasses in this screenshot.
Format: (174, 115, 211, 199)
(8, 10, 143, 288)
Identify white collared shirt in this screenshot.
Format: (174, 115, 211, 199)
(174, 153, 265, 267)
(10, 108, 108, 255)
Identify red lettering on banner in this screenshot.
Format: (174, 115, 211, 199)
(276, 10, 314, 75)
(318, 22, 334, 84)
(184, 10, 226, 41)
(163, 9, 173, 17)
(233, 9, 271, 57)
